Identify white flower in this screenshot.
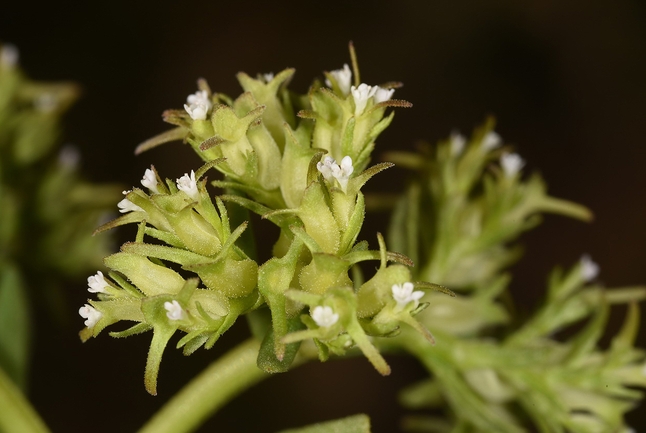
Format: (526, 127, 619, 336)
(316, 155, 354, 193)
(141, 167, 159, 194)
(87, 271, 110, 294)
(325, 63, 352, 96)
(316, 156, 336, 182)
(0, 44, 19, 68)
(481, 131, 502, 152)
(580, 254, 599, 282)
(392, 282, 424, 311)
(374, 87, 395, 104)
(79, 304, 102, 328)
(311, 306, 339, 328)
(164, 300, 186, 321)
(176, 170, 199, 200)
(335, 156, 354, 192)
(351, 83, 378, 115)
(186, 90, 211, 109)
(117, 190, 144, 213)
(262, 72, 274, 83)
(500, 152, 525, 178)
(450, 131, 466, 156)
(184, 90, 212, 120)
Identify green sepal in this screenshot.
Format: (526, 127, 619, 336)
(297, 181, 340, 254)
(109, 323, 152, 338)
(257, 315, 304, 373)
(80, 297, 144, 341)
(299, 253, 352, 295)
(134, 126, 187, 155)
(258, 237, 304, 360)
(104, 252, 186, 296)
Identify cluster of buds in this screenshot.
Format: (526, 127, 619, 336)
(80, 47, 451, 392)
(81, 163, 259, 394)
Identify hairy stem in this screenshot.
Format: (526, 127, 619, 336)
(138, 338, 266, 433)
(0, 366, 50, 433)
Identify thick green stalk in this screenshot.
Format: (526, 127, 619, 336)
(138, 338, 267, 433)
(0, 366, 50, 433)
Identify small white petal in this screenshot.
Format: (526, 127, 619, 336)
(0, 44, 19, 68)
(334, 156, 354, 193)
(481, 131, 502, 152)
(374, 87, 395, 104)
(311, 306, 339, 328)
(580, 254, 599, 282)
(87, 271, 110, 294)
(392, 282, 425, 311)
(351, 83, 378, 115)
(500, 152, 525, 178)
(186, 90, 212, 110)
(326, 64, 353, 96)
(184, 103, 208, 120)
(262, 72, 274, 83)
(317, 155, 353, 193)
(176, 170, 199, 200)
(164, 300, 186, 321)
(450, 131, 466, 156)
(79, 304, 102, 328)
(117, 191, 144, 213)
(141, 167, 159, 194)
(316, 156, 337, 181)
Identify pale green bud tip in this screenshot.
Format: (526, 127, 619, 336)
(500, 152, 525, 178)
(141, 167, 159, 194)
(481, 131, 502, 152)
(87, 271, 109, 294)
(316, 155, 354, 193)
(164, 300, 186, 321)
(184, 89, 212, 120)
(117, 190, 144, 213)
(35, 93, 58, 113)
(58, 145, 80, 169)
(311, 306, 339, 328)
(176, 170, 199, 200)
(450, 131, 466, 156)
(326, 64, 352, 96)
(0, 44, 19, 68)
(79, 304, 102, 328)
(580, 254, 599, 282)
(392, 282, 424, 311)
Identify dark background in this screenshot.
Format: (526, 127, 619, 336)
(2, 1, 646, 432)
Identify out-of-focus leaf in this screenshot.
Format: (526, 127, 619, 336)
(276, 414, 371, 433)
(0, 262, 30, 390)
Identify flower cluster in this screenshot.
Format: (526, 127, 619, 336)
(81, 50, 449, 393)
(384, 122, 645, 432)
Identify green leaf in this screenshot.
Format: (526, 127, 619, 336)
(0, 262, 30, 390)
(276, 414, 371, 433)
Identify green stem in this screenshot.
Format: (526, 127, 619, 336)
(138, 337, 267, 433)
(0, 366, 50, 433)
